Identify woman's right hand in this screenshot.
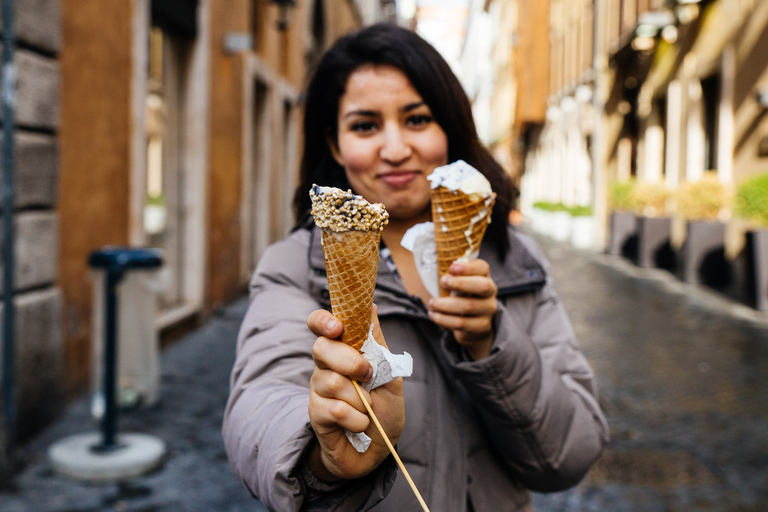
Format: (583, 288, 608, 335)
(306, 305, 405, 482)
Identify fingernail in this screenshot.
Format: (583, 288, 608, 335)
(326, 318, 339, 331)
(440, 275, 450, 286)
(427, 299, 435, 310)
(364, 365, 373, 382)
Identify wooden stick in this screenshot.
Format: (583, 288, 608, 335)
(351, 380, 430, 512)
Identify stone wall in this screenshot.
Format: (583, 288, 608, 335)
(0, 0, 62, 476)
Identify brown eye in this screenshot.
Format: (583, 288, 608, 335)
(406, 114, 432, 127)
(351, 121, 377, 133)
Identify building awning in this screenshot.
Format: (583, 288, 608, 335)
(687, 0, 744, 77)
(152, 0, 199, 40)
(644, 40, 681, 97)
(610, 8, 678, 96)
(641, 0, 742, 99)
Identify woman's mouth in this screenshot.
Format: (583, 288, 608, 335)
(379, 171, 419, 187)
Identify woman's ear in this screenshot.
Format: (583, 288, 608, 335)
(327, 136, 345, 168)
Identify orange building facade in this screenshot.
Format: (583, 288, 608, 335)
(57, 0, 368, 405)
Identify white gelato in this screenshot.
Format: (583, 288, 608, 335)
(427, 160, 493, 200)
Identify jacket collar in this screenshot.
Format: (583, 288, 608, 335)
(308, 224, 546, 299)
(481, 226, 547, 295)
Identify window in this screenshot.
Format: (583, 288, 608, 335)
(143, 24, 193, 311)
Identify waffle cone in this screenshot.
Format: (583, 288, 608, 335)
(322, 229, 381, 350)
(431, 187, 495, 297)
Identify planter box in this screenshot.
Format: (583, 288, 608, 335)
(746, 230, 768, 311)
(551, 211, 572, 241)
(530, 208, 549, 236)
(607, 211, 638, 257)
(681, 220, 726, 285)
(571, 216, 594, 249)
(530, 208, 547, 234)
(636, 216, 672, 269)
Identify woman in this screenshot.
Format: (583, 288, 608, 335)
(223, 23, 608, 511)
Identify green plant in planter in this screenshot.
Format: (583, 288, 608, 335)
(533, 201, 569, 212)
(733, 172, 768, 227)
(608, 179, 636, 212)
(675, 172, 729, 221)
(146, 194, 166, 207)
(569, 205, 593, 217)
(632, 181, 670, 217)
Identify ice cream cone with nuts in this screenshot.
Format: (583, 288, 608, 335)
(310, 185, 389, 350)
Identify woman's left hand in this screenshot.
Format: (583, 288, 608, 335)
(427, 259, 498, 360)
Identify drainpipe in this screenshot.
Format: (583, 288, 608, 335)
(2, 0, 16, 461)
(591, 0, 608, 250)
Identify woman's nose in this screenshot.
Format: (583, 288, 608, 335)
(380, 126, 412, 164)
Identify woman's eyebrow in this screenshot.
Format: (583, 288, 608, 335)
(343, 109, 379, 119)
(343, 102, 426, 119)
(402, 102, 426, 113)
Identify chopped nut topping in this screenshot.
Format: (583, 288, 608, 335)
(310, 185, 389, 232)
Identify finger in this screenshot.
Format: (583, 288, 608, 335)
(439, 274, 497, 298)
(309, 393, 371, 434)
(448, 259, 491, 277)
(311, 367, 372, 412)
(307, 309, 343, 339)
(312, 337, 373, 382)
(428, 295, 498, 317)
(427, 309, 494, 335)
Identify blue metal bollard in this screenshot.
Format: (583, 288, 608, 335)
(88, 247, 163, 453)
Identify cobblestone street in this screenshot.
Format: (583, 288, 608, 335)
(531, 233, 768, 512)
(0, 302, 263, 512)
(0, 231, 766, 511)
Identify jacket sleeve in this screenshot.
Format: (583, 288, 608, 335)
(439, 238, 609, 492)
(222, 231, 396, 511)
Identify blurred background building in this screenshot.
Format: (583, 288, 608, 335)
(513, 0, 768, 245)
(1, 0, 400, 475)
(459, 0, 768, 305)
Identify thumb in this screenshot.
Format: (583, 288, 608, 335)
(370, 303, 388, 349)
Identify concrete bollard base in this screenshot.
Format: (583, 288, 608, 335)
(48, 432, 165, 482)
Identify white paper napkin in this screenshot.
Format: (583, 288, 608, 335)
(401, 221, 440, 298)
(345, 327, 413, 452)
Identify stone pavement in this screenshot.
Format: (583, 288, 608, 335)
(0, 300, 264, 512)
(530, 233, 768, 512)
(0, 232, 767, 511)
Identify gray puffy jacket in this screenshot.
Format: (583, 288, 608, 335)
(223, 224, 609, 511)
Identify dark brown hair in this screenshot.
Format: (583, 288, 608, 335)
(293, 23, 515, 260)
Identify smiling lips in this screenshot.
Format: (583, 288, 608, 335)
(379, 171, 421, 187)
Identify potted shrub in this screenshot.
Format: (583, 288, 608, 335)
(607, 179, 638, 256)
(570, 205, 594, 249)
(733, 172, 768, 310)
(676, 172, 730, 286)
(632, 181, 673, 269)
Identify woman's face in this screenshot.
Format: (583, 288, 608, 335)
(330, 65, 448, 223)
